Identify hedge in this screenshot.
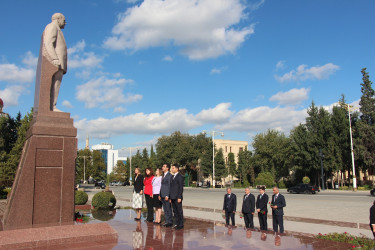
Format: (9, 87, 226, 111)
(92, 191, 116, 209)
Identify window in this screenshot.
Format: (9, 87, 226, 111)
(230, 146, 232, 153)
(239, 147, 243, 152)
(225, 146, 227, 152)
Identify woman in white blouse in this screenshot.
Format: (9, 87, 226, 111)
(152, 168, 163, 224)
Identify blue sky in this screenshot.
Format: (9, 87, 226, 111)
(1, 0, 374, 151)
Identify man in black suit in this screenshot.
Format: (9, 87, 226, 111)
(170, 164, 184, 230)
(159, 163, 173, 227)
(241, 187, 255, 229)
(256, 186, 269, 230)
(369, 200, 375, 239)
(271, 187, 286, 233)
(223, 187, 237, 226)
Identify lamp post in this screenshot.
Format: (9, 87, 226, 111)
(121, 146, 144, 186)
(203, 130, 224, 188)
(339, 102, 359, 190)
(77, 155, 90, 183)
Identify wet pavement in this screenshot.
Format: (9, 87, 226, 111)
(80, 209, 354, 249)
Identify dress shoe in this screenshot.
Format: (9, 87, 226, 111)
(175, 226, 184, 230)
(163, 223, 173, 227)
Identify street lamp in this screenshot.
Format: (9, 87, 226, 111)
(77, 155, 90, 183)
(339, 102, 359, 190)
(121, 146, 144, 186)
(203, 130, 224, 188)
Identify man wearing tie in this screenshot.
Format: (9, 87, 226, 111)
(159, 163, 173, 227)
(169, 164, 184, 230)
(241, 187, 255, 229)
(256, 186, 269, 230)
(223, 187, 237, 226)
(271, 187, 286, 233)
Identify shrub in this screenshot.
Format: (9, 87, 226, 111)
(75, 190, 88, 205)
(302, 176, 310, 184)
(92, 191, 116, 209)
(92, 208, 116, 221)
(339, 186, 349, 190)
(255, 172, 275, 188)
(316, 232, 375, 249)
(0, 187, 7, 199)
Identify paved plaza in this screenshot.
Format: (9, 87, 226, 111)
(84, 186, 375, 238)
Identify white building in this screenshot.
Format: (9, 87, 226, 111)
(91, 143, 127, 174)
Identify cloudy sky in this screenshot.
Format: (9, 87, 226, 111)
(1, 0, 374, 151)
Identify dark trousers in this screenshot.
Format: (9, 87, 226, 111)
(273, 214, 284, 233)
(258, 212, 268, 230)
(145, 194, 154, 221)
(370, 224, 375, 238)
(225, 210, 235, 226)
(161, 197, 173, 224)
(171, 199, 184, 227)
(243, 213, 254, 229)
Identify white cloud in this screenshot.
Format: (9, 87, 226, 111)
(75, 102, 308, 140)
(114, 106, 126, 113)
(196, 103, 233, 123)
(269, 88, 310, 106)
(275, 60, 285, 71)
(0, 85, 25, 106)
(22, 51, 38, 68)
(103, 0, 256, 60)
(0, 64, 34, 83)
(62, 100, 73, 108)
(217, 106, 307, 134)
(162, 55, 173, 62)
(68, 40, 103, 69)
(76, 76, 142, 110)
(275, 63, 340, 83)
(210, 66, 227, 75)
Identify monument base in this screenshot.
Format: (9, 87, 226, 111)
(1, 111, 77, 231)
(0, 223, 118, 249)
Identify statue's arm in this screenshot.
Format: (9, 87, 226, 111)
(44, 24, 60, 66)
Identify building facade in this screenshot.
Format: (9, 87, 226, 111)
(91, 143, 127, 174)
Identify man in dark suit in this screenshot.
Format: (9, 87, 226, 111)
(271, 187, 286, 233)
(159, 163, 173, 227)
(170, 164, 184, 230)
(256, 186, 269, 230)
(369, 200, 375, 239)
(223, 187, 237, 226)
(241, 187, 255, 229)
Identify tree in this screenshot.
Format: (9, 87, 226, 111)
(76, 148, 92, 182)
(252, 129, 291, 180)
(214, 148, 226, 184)
(227, 152, 236, 180)
(150, 144, 157, 170)
(112, 160, 128, 182)
(92, 150, 107, 180)
(0, 110, 32, 187)
(236, 149, 253, 186)
(355, 68, 375, 176)
(141, 148, 150, 171)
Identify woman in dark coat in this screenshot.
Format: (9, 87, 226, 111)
(133, 168, 144, 220)
(370, 200, 375, 239)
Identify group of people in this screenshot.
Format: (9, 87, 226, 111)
(132, 163, 185, 230)
(223, 186, 286, 233)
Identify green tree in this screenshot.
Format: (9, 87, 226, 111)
(112, 160, 128, 182)
(141, 148, 150, 171)
(355, 68, 375, 175)
(92, 150, 107, 180)
(214, 148, 226, 184)
(236, 149, 253, 186)
(76, 149, 92, 182)
(227, 152, 236, 180)
(0, 110, 32, 187)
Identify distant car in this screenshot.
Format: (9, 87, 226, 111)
(287, 184, 318, 194)
(370, 188, 375, 196)
(95, 181, 106, 189)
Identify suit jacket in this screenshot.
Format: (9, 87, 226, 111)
(256, 193, 269, 212)
(159, 172, 172, 198)
(271, 193, 286, 215)
(133, 174, 144, 193)
(242, 193, 255, 214)
(370, 205, 375, 225)
(169, 172, 184, 200)
(223, 193, 237, 212)
(43, 21, 67, 73)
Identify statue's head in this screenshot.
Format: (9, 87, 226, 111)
(52, 13, 66, 29)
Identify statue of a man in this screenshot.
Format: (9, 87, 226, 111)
(43, 13, 67, 112)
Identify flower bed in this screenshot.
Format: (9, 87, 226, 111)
(316, 232, 375, 249)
